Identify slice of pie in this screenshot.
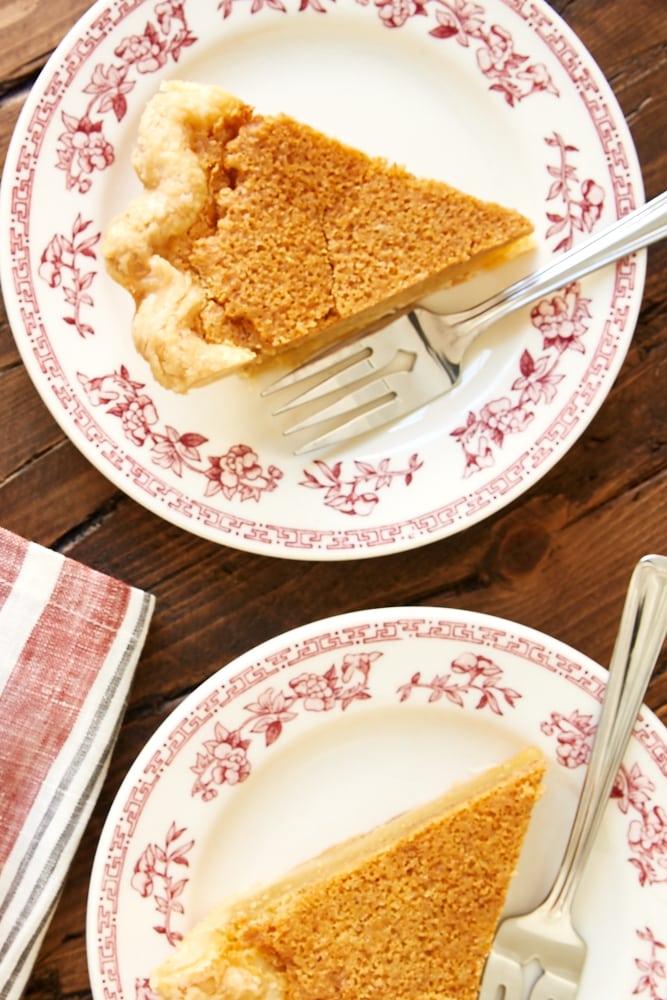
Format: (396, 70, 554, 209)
(104, 81, 533, 392)
(150, 747, 546, 1000)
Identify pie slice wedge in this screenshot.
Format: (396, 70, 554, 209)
(104, 81, 533, 392)
(150, 747, 546, 1000)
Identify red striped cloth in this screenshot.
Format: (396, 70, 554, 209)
(0, 527, 154, 1000)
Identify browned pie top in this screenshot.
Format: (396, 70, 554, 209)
(104, 81, 533, 392)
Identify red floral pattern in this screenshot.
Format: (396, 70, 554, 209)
(426, 0, 558, 104)
(217, 0, 558, 105)
(396, 651, 521, 714)
(299, 454, 423, 516)
(76, 363, 422, 513)
(542, 710, 667, 887)
(204, 444, 283, 502)
(191, 651, 381, 800)
(451, 280, 592, 476)
(38, 215, 101, 337)
(634, 927, 667, 999)
(217, 0, 313, 14)
(131, 822, 194, 946)
(78, 365, 283, 501)
(545, 132, 605, 251)
(135, 979, 156, 1000)
(56, 0, 196, 192)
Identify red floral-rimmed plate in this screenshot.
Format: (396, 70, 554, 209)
(86, 607, 667, 1000)
(0, 0, 645, 560)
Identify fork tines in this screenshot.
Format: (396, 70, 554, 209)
(262, 313, 451, 453)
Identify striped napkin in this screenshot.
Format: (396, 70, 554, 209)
(0, 527, 155, 1000)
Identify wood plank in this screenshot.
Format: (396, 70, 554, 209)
(0, 367, 63, 477)
(0, 86, 26, 175)
(0, 440, 118, 544)
(56, 416, 667, 714)
(0, 0, 92, 85)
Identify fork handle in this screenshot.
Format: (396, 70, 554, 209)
(442, 189, 667, 351)
(543, 554, 667, 917)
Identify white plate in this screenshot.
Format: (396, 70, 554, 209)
(0, 0, 645, 559)
(86, 606, 667, 1000)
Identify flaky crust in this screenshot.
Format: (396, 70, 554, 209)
(103, 81, 256, 392)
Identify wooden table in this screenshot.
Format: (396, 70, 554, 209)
(1, 0, 665, 996)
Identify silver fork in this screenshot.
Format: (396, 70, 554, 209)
(478, 553, 667, 1000)
(263, 191, 667, 454)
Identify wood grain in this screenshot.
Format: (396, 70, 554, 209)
(0, 0, 91, 88)
(0, 1, 665, 998)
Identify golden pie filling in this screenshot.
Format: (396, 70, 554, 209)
(104, 81, 533, 392)
(150, 748, 546, 1000)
